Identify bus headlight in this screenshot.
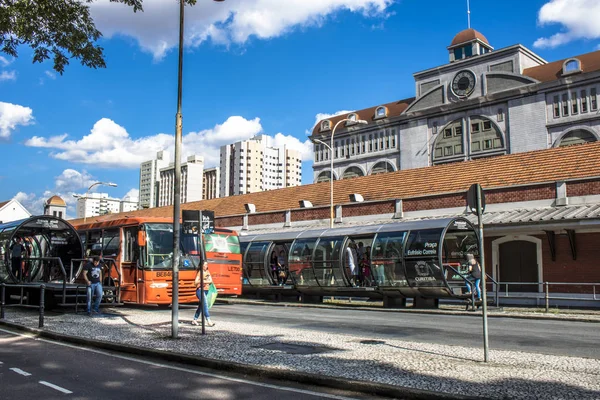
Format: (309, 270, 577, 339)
(149, 283, 169, 289)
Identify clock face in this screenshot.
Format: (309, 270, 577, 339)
(451, 70, 476, 98)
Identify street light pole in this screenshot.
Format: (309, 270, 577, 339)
(79, 182, 117, 223)
(315, 118, 368, 228)
(172, 0, 225, 340)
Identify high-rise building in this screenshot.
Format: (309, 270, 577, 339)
(120, 196, 139, 213)
(158, 155, 204, 207)
(203, 167, 220, 200)
(139, 150, 170, 209)
(76, 193, 121, 219)
(219, 135, 302, 197)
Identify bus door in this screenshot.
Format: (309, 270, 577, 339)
(243, 241, 272, 286)
(120, 227, 140, 303)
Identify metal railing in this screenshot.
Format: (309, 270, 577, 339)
(0, 283, 47, 328)
(487, 281, 600, 311)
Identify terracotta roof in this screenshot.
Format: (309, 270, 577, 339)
(68, 142, 600, 225)
(523, 49, 600, 83)
(46, 195, 66, 206)
(450, 28, 489, 47)
(0, 201, 9, 209)
(311, 98, 415, 137)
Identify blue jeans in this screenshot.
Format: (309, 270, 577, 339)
(87, 283, 103, 313)
(465, 278, 481, 299)
(194, 288, 210, 320)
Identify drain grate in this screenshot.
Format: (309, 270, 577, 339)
(257, 342, 336, 355)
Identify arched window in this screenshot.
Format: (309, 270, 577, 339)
(346, 113, 357, 124)
(316, 170, 334, 183)
(558, 129, 597, 147)
(375, 106, 387, 118)
(470, 117, 504, 153)
(342, 166, 364, 179)
(563, 59, 581, 75)
(321, 120, 331, 131)
(433, 119, 464, 160)
(371, 161, 395, 175)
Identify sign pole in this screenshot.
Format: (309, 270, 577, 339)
(476, 184, 490, 362)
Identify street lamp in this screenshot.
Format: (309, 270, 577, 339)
(172, 0, 225, 339)
(74, 182, 118, 223)
(314, 118, 368, 228)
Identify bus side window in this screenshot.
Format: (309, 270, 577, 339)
(123, 228, 138, 262)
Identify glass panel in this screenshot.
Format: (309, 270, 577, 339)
(313, 237, 344, 287)
(244, 241, 271, 285)
(464, 45, 472, 57)
(288, 238, 317, 286)
(405, 229, 442, 258)
(371, 232, 407, 287)
(442, 227, 479, 283)
(102, 229, 120, 259)
(145, 224, 174, 269)
(454, 47, 463, 60)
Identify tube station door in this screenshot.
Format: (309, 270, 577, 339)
(243, 241, 275, 286)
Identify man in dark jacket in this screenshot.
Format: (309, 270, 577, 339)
(83, 257, 103, 316)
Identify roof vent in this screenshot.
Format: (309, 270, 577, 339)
(349, 193, 364, 203)
(299, 200, 313, 208)
(244, 203, 256, 213)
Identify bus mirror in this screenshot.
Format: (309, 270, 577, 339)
(138, 231, 146, 247)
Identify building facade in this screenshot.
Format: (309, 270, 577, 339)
(219, 135, 302, 197)
(139, 150, 170, 209)
(0, 199, 31, 223)
(120, 196, 139, 213)
(158, 155, 204, 207)
(76, 193, 121, 218)
(43, 195, 66, 219)
(311, 29, 600, 182)
(203, 167, 220, 200)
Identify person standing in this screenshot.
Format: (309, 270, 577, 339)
(9, 237, 25, 281)
(346, 243, 358, 287)
(464, 253, 482, 300)
(192, 261, 214, 327)
(84, 257, 103, 316)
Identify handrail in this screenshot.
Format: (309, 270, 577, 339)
(445, 265, 478, 309)
(0, 283, 46, 328)
(23, 256, 68, 304)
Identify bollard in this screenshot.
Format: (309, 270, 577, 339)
(1, 283, 5, 319)
(39, 284, 45, 328)
(545, 282, 549, 313)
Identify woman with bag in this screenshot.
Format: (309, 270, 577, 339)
(192, 261, 215, 327)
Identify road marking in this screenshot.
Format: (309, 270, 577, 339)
(10, 368, 32, 376)
(0, 327, 357, 400)
(39, 381, 73, 394)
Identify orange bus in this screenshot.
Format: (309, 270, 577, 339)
(72, 217, 242, 305)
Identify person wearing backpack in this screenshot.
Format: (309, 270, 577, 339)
(464, 253, 482, 300)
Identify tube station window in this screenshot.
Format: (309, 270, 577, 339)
(562, 94, 569, 116)
(444, 128, 453, 138)
(581, 90, 588, 113)
(553, 95, 560, 118)
(471, 122, 480, 133)
(591, 88, 598, 111)
(571, 92, 578, 114)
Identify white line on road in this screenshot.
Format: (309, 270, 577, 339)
(10, 368, 32, 376)
(39, 381, 73, 394)
(0, 327, 357, 400)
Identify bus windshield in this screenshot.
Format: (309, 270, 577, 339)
(145, 223, 201, 269)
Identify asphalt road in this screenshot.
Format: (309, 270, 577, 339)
(0, 329, 386, 400)
(201, 303, 600, 359)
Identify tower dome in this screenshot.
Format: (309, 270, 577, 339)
(450, 28, 489, 47)
(46, 195, 66, 207)
(448, 28, 493, 63)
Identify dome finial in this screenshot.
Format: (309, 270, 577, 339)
(467, 0, 471, 29)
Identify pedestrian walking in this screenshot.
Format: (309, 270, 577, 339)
(192, 261, 215, 327)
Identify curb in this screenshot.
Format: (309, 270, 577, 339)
(0, 319, 479, 400)
(215, 299, 600, 323)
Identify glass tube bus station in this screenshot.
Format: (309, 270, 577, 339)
(240, 217, 480, 308)
(0, 216, 84, 305)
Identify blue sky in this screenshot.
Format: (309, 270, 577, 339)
(1, 0, 599, 217)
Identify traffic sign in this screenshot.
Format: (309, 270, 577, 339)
(467, 183, 485, 214)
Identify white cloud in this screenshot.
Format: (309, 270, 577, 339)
(0, 70, 16, 81)
(13, 169, 98, 217)
(0, 102, 34, 139)
(44, 70, 56, 79)
(89, 0, 393, 60)
(25, 115, 310, 167)
(123, 188, 139, 200)
(271, 132, 313, 161)
(0, 56, 12, 67)
(534, 0, 600, 48)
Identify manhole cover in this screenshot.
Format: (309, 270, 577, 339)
(257, 342, 335, 355)
(360, 340, 386, 345)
